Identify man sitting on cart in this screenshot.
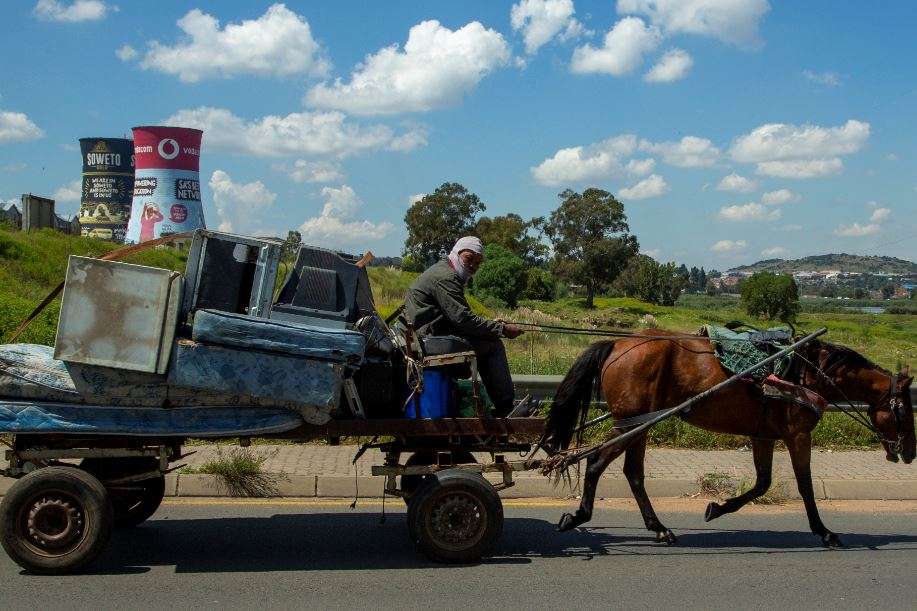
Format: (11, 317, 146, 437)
(404, 236, 524, 417)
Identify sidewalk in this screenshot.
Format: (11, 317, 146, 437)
(166, 445, 917, 500)
(2, 445, 914, 500)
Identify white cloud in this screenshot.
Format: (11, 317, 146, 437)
(885, 153, 898, 161)
(639, 136, 720, 167)
(52, 178, 81, 202)
(2, 162, 27, 173)
(408, 193, 426, 205)
(141, 4, 328, 83)
(531, 134, 638, 186)
(531, 132, 717, 185)
(760, 188, 800, 205)
(731, 118, 868, 180)
(761, 246, 787, 257)
(870, 207, 890, 222)
(286, 160, 344, 184)
(617, 0, 770, 48)
(115, 44, 137, 61)
(209, 170, 277, 233)
(756, 158, 843, 178)
(781, 224, 802, 232)
(299, 185, 394, 247)
(834, 222, 879, 237)
(0, 111, 44, 143)
(33, 0, 109, 22)
(717, 202, 780, 222)
(626, 157, 656, 176)
(570, 17, 661, 76)
(511, 0, 587, 55)
(710, 239, 746, 253)
(619, 174, 668, 200)
(641, 248, 661, 258)
(644, 48, 693, 82)
(716, 172, 757, 193)
(731, 120, 869, 163)
(163, 106, 426, 158)
(306, 20, 509, 115)
(802, 70, 840, 86)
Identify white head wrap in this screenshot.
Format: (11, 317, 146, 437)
(447, 236, 484, 283)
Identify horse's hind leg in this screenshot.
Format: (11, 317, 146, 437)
(558, 444, 625, 532)
(705, 438, 776, 522)
(785, 431, 842, 548)
(623, 438, 676, 544)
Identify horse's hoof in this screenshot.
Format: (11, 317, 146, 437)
(704, 502, 723, 522)
(656, 529, 678, 545)
(557, 513, 577, 532)
(822, 533, 843, 548)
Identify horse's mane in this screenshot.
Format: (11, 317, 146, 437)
(812, 339, 888, 375)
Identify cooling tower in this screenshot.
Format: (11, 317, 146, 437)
(125, 126, 205, 243)
(78, 137, 134, 242)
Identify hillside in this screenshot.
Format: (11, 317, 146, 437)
(729, 254, 916, 275)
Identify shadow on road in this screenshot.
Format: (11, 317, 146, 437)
(83, 513, 917, 574)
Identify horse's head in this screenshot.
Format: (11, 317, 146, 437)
(804, 342, 914, 464)
(867, 367, 914, 464)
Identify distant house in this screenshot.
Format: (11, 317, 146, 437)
(1, 202, 22, 228)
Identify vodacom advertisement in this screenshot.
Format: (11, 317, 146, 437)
(125, 126, 205, 243)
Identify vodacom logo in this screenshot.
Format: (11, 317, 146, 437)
(157, 138, 180, 160)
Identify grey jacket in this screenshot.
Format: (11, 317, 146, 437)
(404, 260, 504, 339)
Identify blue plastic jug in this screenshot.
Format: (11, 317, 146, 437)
(406, 370, 454, 419)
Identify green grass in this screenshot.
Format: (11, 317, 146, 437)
(183, 447, 287, 497)
(0, 227, 186, 344)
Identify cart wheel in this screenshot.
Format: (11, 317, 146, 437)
(407, 469, 503, 564)
(400, 451, 476, 503)
(80, 457, 166, 527)
(0, 466, 113, 574)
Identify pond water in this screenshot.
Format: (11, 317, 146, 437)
(843, 306, 886, 314)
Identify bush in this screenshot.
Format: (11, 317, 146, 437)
(473, 244, 525, 308)
(740, 272, 799, 322)
(521, 267, 555, 301)
(614, 254, 687, 306)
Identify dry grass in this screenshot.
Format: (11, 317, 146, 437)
(188, 447, 289, 497)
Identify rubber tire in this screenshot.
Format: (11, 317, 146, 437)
(407, 469, 503, 564)
(80, 458, 165, 528)
(0, 466, 113, 575)
(400, 451, 477, 504)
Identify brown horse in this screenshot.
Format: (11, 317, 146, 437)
(543, 330, 914, 547)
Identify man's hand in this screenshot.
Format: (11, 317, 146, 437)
(502, 323, 524, 339)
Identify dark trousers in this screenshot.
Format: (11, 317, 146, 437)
(465, 336, 515, 416)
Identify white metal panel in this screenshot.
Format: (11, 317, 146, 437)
(54, 256, 182, 373)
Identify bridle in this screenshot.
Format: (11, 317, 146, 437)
(797, 344, 909, 456)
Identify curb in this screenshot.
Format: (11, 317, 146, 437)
(3, 475, 916, 500)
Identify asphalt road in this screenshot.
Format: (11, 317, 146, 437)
(1, 498, 915, 610)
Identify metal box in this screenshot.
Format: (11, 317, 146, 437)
(54, 256, 183, 374)
(182, 230, 282, 319)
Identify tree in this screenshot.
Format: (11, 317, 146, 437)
(543, 188, 638, 308)
(740, 272, 800, 322)
(520, 267, 556, 301)
(474, 213, 547, 266)
(472, 245, 526, 308)
(404, 183, 486, 266)
(881, 284, 895, 299)
(614, 255, 687, 306)
(282, 230, 301, 261)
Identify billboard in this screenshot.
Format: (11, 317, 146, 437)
(78, 138, 134, 242)
(125, 126, 205, 243)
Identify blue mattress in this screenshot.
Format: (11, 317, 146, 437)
(192, 309, 365, 364)
(0, 400, 303, 437)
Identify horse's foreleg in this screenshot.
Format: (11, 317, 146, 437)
(623, 438, 677, 544)
(705, 438, 776, 522)
(785, 432, 842, 548)
(558, 444, 625, 532)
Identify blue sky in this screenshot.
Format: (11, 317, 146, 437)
(1, 0, 915, 268)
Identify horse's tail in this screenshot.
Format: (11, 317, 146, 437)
(543, 340, 616, 454)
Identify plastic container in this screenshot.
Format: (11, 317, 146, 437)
(406, 370, 454, 419)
